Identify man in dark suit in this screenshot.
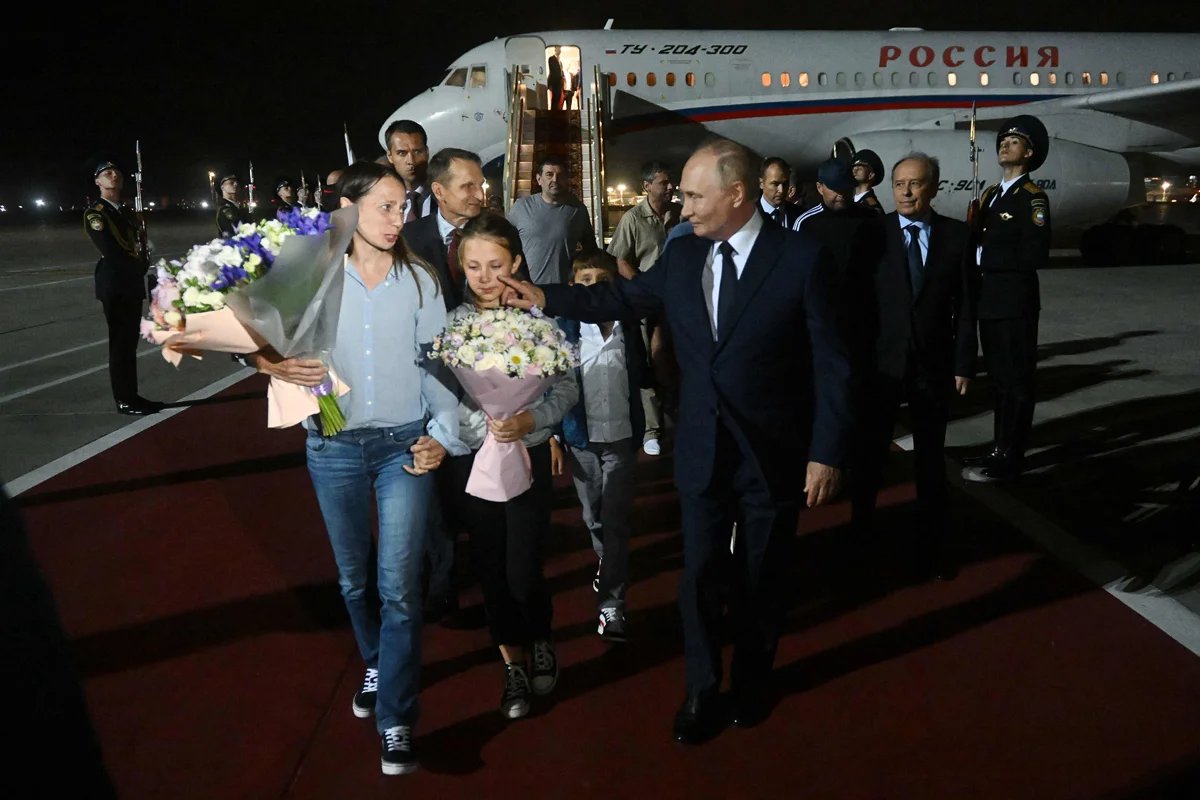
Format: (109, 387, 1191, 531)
(757, 157, 804, 228)
(403, 148, 486, 629)
(403, 147, 485, 312)
(84, 160, 161, 416)
(850, 153, 978, 579)
(499, 138, 852, 744)
(547, 47, 564, 110)
(962, 115, 1051, 483)
(384, 119, 437, 222)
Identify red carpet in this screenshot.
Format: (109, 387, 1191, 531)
(16, 375, 1200, 799)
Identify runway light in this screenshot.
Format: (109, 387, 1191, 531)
(200, 201, 209, 209)
(34, 198, 45, 207)
(148, 201, 156, 208)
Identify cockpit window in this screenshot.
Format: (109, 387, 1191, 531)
(444, 67, 468, 87)
(438, 68, 453, 86)
(469, 65, 487, 88)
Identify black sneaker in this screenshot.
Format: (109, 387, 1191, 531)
(597, 607, 627, 642)
(531, 639, 559, 695)
(352, 667, 378, 718)
(380, 725, 417, 775)
(500, 662, 531, 719)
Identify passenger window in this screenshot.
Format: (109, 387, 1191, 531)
(1082, 71, 1092, 85)
(686, 72, 696, 87)
(836, 71, 847, 87)
(469, 66, 487, 88)
(647, 72, 657, 87)
(1066, 72, 1075, 85)
(1150, 72, 1160, 84)
(608, 72, 616, 87)
(854, 72, 865, 87)
(1168, 71, 1177, 81)
(947, 72, 957, 86)
(908, 71, 919, 87)
(666, 72, 676, 87)
(980, 72, 990, 86)
(799, 72, 810, 87)
(1013, 71, 1023, 86)
(780, 72, 791, 88)
(627, 72, 637, 87)
(704, 72, 715, 87)
(445, 67, 467, 87)
(891, 72, 901, 87)
(927, 72, 938, 87)
(1029, 72, 1040, 86)
(1117, 72, 1126, 84)
(818, 72, 828, 86)
(873, 72, 883, 87)
(761, 72, 772, 87)
(1048, 72, 1057, 85)
(1099, 71, 1109, 86)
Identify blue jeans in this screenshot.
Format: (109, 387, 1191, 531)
(305, 421, 431, 732)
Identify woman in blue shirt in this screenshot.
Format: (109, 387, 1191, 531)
(253, 161, 463, 777)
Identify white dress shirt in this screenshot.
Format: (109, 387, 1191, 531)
(705, 210, 764, 338)
(578, 321, 632, 443)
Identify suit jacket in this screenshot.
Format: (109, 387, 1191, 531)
(542, 220, 852, 499)
(870, 211, 978, 384)
(403, 214, 462, 311)
(758, 200, 805, 230)
(976, 179, 1050, 319)
(84, 200, 147, 301)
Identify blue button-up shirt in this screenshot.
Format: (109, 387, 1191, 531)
(320, 259, 465, 454)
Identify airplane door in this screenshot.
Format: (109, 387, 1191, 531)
(505, 35, 547, 90)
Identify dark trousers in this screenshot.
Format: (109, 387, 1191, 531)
(979, 316, 1039, 460)
(851, 371, 950, 556)
(678, 423, 799, 696)
(451, 442, 553, 647)
(100, 293, 144, 403)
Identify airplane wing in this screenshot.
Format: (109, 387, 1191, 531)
(956, 77, 1200, 141)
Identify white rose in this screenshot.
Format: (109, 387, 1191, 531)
(476, 352, 506, 372)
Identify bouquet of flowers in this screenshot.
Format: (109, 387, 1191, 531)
(429, 307, 577, 501)
(141, 206, 357, 435)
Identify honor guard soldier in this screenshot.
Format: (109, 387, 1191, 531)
(851, 149, 886, 214)
(263, 176, 296, 219)
(963, 114, 1051, 483)
(85, 161, 162, 415)
(215, 167, 251, 236)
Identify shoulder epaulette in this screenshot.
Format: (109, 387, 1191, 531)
(1021, 180, 1043, 195)
(90, 201, 106, 212)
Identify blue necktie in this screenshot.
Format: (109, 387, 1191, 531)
(716, 241, 737, 339)
(905, 223, 924, 294)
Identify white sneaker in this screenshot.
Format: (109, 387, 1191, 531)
(643, 438, 661, 456)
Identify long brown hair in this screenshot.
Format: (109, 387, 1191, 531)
(338, 160, 439, 306)
(456, 211, 530, 305)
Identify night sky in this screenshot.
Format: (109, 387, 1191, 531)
(4, 1, 1199, 209)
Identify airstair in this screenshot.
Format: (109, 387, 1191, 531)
(502, 65, 610, 242)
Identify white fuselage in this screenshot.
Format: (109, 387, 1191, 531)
(381, 30, 1200, 228)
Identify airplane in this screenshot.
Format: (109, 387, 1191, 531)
(378, 27, 1200, 235)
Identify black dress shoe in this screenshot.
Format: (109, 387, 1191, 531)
(962, 460, 1022, 484)
(115, 398, 163, 416)
(960, 447, 1003, 468)
(672, 689, 724, 744)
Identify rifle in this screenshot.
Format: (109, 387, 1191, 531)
(133, 140, 148, 260)
(247, 160, 257, 213)
(300, 169, 309, 207)
(966, 102, 981, 234)
(344, 122, 356, 165)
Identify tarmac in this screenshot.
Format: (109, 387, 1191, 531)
(2, 209, 1199, 652)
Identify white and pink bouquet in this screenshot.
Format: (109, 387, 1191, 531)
(429, 307, 577, 501)
(141, 206, 357, 434)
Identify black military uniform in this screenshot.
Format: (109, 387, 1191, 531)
(261, 176, 295, 221)
(215, 168, 251, 237)
(85, 161, 159, 415)
(965, 115, 1051, 481)
(852, 149, 886, 215)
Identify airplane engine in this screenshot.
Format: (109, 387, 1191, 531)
(839, 131, 1131, 230)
